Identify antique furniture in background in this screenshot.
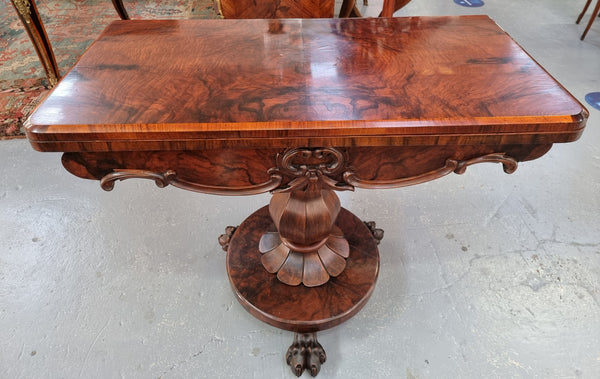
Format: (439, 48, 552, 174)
(214, 0, 412, 18)
(577, 0, 600, 40)
(8, 0, 126, 85)
(9, 0, 60, 85)
(216, 0, 337, 18)
(26, 16, 587, 376)
(110, 0, 129, 20)
(9, 0, 413, 85)
(380, 0, 411, 17)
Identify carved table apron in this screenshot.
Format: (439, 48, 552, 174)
(25, 17, 587, 377)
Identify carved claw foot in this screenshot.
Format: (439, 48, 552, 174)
(286, 333, 327, 377)
(363, 221, 384, 244)
(218, 226, 237, 252)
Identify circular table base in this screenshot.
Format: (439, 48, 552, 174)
(226, 206, 380, 333)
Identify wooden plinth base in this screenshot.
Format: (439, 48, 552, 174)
(226, 206, 380, 333)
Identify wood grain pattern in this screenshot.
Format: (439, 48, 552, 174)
(59, 145, 552, 190)
(227, 206, 379, 332)
(61, 149, 278, 185)
(26, 17, 587, 152)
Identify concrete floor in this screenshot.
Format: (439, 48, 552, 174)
(2, 0, 600, 378)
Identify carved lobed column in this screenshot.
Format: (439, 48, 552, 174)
(258, 148, 353, 287)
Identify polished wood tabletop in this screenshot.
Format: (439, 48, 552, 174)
(25, 16, 589, 376)
(26, 16, 586, 152)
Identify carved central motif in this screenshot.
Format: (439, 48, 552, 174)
(259, 148, 353, 287)
(276, 147, 349, 179)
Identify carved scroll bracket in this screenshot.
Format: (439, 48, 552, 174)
(344, 159, 459, 190)
(100, 169, 283, 196)
(97, 151, 516, 196)
(344, 153, 518, 190)
(454, 153, 518, 175)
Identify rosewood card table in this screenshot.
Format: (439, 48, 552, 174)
(26, 16, 587, 376)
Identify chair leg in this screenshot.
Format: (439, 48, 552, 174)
(350, 4, 362, 17)
(379, 0, 412, 18)
(581, 0, 600, 40)
(577, 0, 592, 24)
(339, 0, 355, 18)
(111, 0, 130, 20)
(10, 0, 60, 85)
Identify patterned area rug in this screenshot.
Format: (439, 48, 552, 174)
(0, 0, 219, 139)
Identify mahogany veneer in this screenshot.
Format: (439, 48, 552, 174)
(227, 206, 379, 332)
(26, 16, 587, 377)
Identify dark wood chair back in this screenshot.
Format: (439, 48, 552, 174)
(216, 0, 335, 19)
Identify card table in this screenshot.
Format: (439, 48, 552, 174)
(26, 16, 587, 376)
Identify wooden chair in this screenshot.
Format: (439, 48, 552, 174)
(216, 0, 412, 19)
(112, 0, 414, 20)
(217, 0, 337, 18)
(111, 0, 129, 20)
(380, 0, 412, 18)
(576, 0, 600, 40)
(111, 0, 345, 19)
(9, 0, 60, 85)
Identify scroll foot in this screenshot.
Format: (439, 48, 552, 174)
(286, 332, 327, 377)
(363, 221, 384, 244)
(218, 226, 237, 252)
